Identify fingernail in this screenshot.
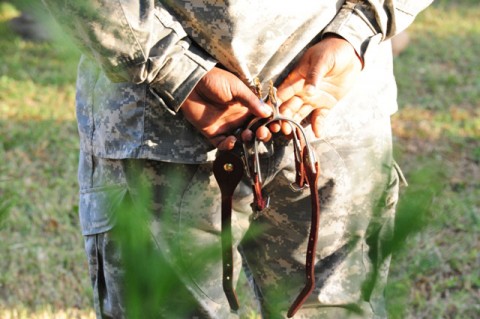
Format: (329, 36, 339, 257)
(305, 84, 316, 96)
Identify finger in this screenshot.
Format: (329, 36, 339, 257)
(279, 96, 303, 135)
(279, 95, 304, 118)
(311, 108, 330, 138)
(269, 121, 281, 133)
(292, 104, 314, 124)
(207, 106, 250, 138)
(210, 135, 226, 148)
(301, 88, 338, 109)
(241, 129, 253, 142)
(256, 126, 272, 142)
(282, 121, 294, 136)
(304, 54, 332, 97)
(276, 69, 305, 102)
(216, 135, 237, 150)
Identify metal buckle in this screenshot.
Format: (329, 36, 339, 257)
(242, 84, 318, 187)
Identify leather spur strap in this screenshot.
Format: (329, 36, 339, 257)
(212, 149, 244, 310)
(213, 144, 321, 317)
(287, 148, 321, 318)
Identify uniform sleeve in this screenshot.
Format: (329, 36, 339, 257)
(323, 0, 434, 60)
(42, 0, 217, 114)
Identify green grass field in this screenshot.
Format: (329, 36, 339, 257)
(387, 2, 480, 318)
(0, 1, 478, 318)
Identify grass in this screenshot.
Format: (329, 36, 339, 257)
(0, 2, 93, 318)
(0, 1, 478, 318)
(387, 1, 480, 318)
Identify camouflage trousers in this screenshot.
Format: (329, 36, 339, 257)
(79, 112, 402, 318)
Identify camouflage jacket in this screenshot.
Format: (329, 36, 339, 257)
(43, 0, 432, 163)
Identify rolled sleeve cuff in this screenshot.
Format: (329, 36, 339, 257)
(149, 44, 217, 115)
(323, 2, 381, 60)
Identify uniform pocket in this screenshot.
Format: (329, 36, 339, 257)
(79, 185, 128, 236)
(78, 152, 129, 235)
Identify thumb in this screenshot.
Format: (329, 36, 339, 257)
(230, 81, 272, 118)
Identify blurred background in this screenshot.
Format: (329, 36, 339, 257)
(0, 0, 478, 318)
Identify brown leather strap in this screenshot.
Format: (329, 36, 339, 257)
(287, 150, 321, 318)
(212, 150, 244, 310)
(213, 143, 320, 317)
(251, 173, 269, 212)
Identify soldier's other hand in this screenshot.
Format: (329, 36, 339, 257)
(275, 34, 362, 137)
(181, 67, 272, 150)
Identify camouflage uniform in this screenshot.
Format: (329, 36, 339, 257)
(43, 0, 432, 318)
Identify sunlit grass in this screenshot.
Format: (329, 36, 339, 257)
(394, 4, 480, 111)
(0, 2, 19, 21)
(0, 308, 95, 319)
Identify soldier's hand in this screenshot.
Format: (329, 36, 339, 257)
(275, 34, 362, 137)
(181, 67, 272, 150)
